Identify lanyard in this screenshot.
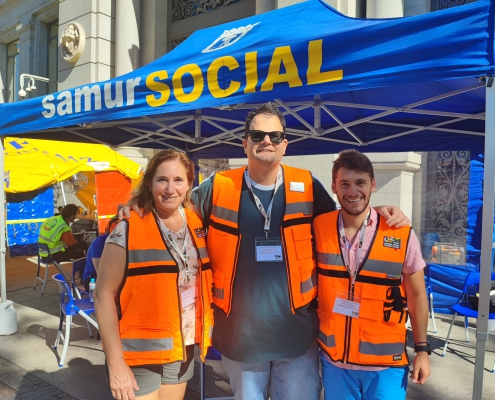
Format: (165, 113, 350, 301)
(338, 209, 371, 288)
(154, 206, 190, 267)
(244, 167, 283, 237)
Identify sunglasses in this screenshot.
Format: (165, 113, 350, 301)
(248, 130, 286, 144)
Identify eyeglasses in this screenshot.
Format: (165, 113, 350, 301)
(248, 130, 286, 144)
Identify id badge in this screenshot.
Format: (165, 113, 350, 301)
(181, 287, 198, 308)
(332, 291, 361, 318)
(255, 237, 284, 262)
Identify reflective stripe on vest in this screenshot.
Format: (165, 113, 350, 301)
(318, 331, 336, 348)
(121, 337, 174, 352)
(317, 251, 344, 267)
(213, 286, 224, 299)
(360, 259, 403, 278)
(359, 341, 405, 356)
(198, 246, 208, 259)
(286, 201, 313, 216)
(128, 249, 174, 263)
(211, 204, 238, 224)
(301, 273, 316, 294)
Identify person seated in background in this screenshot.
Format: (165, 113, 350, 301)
(81, 217, 119, 291)
(38, 204, 88, 263)
(54, 206, 63, 216)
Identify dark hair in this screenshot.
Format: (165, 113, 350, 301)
(61, 204, 79, 219)
(106, 216, 120, 234)
(332, 150, 374, 182)
(129, 149, 195, 215)
(244, 102, 286, 139)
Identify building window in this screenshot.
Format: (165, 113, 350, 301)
(47, 20, 58, 93)
(6, 40, 19, 102)
(172, 0, 245, 23)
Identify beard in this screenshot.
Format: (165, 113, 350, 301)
(339, 196, 371, 217)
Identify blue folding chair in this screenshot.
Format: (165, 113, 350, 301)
(442, 271, 495, 372)
(52, 273, 99, 367)
(200, 346, 234, 400)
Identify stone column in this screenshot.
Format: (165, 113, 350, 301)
(366, 0, 403, 18)
(115, 0, 140, 76)
(0, 42, 7, 103)
(368, 152, 422, 231)
(256, 0, 276, 13)
(140, 0, 168, 65)
(17, 20, 35, 82)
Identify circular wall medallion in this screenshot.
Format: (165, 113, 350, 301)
(59, 21, 85, 63)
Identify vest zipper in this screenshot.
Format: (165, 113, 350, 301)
(280, 226, 295, 314)
(343, 281, 356, 363)
(226, 234, 242, 316)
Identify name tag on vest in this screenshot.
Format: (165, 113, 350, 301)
(290, 182, 305, 192)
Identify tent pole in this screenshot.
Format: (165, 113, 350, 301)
(0, 137, 17, 335)
(60, 181, 67, 205)
(473, 77, 495, 400)
(0, 138, 6, 303)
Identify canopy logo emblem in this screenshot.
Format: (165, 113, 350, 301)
(202, 22, 260, 53)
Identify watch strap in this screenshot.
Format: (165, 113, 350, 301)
(414, 344, 431, 355)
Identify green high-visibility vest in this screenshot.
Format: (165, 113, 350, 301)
(38, 215, 72, 257)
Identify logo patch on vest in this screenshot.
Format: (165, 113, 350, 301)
(383, 236, 401, 249)
(393, 355, 402, 361)
(194, 228, 206, 238)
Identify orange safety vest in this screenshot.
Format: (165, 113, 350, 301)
(207, 165, 316, 315)
(118, 208, 213, 366)
(314, 210, 411, 367)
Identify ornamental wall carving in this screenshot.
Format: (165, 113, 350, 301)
(59, 21, 85, 63)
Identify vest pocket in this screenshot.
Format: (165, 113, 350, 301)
(358, 284, 386, 322)
(290, 224, 314, 260)
(316, 309, 339, 360)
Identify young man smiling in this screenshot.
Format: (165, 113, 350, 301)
(314, 150, 430, 400)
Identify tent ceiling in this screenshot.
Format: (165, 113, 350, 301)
(16, 77, 486, 159)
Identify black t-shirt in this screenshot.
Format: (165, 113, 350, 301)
(191, 169, 336, 362)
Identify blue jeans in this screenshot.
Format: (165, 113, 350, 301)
(221, 339, 321, 400)
(320, 352, 409, 400)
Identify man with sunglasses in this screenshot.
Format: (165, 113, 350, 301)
(122, 102, 408, 399)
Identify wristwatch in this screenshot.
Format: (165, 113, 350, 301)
(414, 341, 432, 355)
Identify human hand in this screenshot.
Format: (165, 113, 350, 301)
(410, 352, 430, 384)
(108, 360, 139, 400)
(118, 205, 143, 219)
(375, 206, 410, 227)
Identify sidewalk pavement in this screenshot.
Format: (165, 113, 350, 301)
(1, 254, 495, 399)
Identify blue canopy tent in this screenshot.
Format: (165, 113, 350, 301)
(0, 0, 494, 396)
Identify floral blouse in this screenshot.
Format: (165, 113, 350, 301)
(107, 214, 200, 346)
